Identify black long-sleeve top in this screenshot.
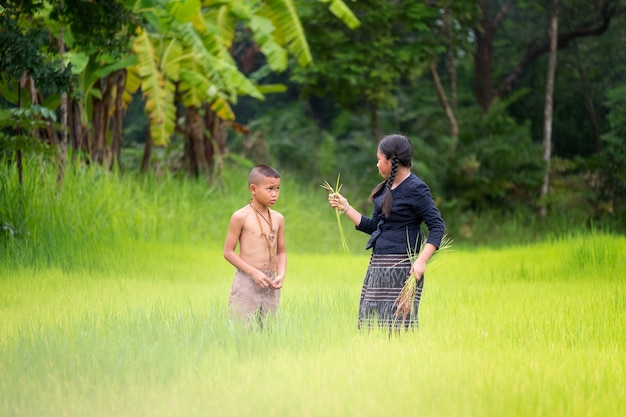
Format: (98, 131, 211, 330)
(356, 173, 445, 254)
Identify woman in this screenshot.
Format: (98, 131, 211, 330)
(328, 134, 445, 329)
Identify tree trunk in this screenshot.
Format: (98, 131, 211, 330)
(16, 80, 23, 186)
(443, 7, 457, 107)
(75, 98, 90, 159)
(141, 131, 152, 173)
(183, 106, 209, 177)
(57, 0, 67, 184)
(474, 2, 496, 112)
(69, 98, 87, 157)
(430, 62, 459, 154)
(474, 1, 514, 112)
(539, 0, 559, 218)
(25, 76, 42, 143)
(91, 74, 115, 167)
(495, 0, 621, 105)
(111, 69, 127, 171)
(204, 104, 227, 175)
(32, 82, 61, 148)
(573, 40, 601, 153)
(37, 90, 59, 148)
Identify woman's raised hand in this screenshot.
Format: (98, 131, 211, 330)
(328, 192, 350, 214)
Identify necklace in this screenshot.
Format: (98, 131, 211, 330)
(250, 202, 277, 273)
(250, 203, 275, 240)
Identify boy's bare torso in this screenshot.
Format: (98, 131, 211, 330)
(236, 205, 278, 271)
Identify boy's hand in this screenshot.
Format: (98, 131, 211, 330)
(251, 270, 273, 289)
(270, 274, 284, 289)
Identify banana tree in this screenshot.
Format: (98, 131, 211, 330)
(63, 52, 137, 164)
(126, 0, 359, 175)
(2, 0, 359, 177)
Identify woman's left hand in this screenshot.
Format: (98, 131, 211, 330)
(412, 243, 437, 281)
(411, 259, 426, 281)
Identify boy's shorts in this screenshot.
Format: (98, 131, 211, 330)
(228, 269, 280, 322)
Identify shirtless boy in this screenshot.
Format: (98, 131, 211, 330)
(223, 165, 286, 324)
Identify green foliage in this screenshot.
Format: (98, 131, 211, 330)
(0, 106, 56, 155)
(291, 0, 439, 110)
(0, 9, 71, 94)
(589, 85, 626, 224)
(124, 0, 346, 146)
(601, 85, 626, 156)
(538, 157, 598, 217)
(55, 0, 139, 57)
(262, 0, 313, 68)
(447, 103, 545, 211)
(0, 166, 24, 244)
(239, 101, 326, 174)
(501, 1, 626, 159)
(233, 102, 381, 211)
(131, 27, 177, 146)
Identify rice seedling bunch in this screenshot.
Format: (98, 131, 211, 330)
(394, 232, 453, 323)
(320, 174, 350, 253)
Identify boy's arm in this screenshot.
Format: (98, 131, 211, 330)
(223, 212, 273, 289)
(271, 213, 287, 289)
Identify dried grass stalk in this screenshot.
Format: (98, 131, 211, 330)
(394, 232, 453, 323)
(320, 173, 350, 253)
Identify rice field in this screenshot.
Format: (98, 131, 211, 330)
(1, 232, 624, 417)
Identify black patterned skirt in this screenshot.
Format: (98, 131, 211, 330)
(358, 253, 424, 330)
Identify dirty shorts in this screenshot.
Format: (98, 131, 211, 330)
(228, 269, 281, 322)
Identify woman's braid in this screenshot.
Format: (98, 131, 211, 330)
(386, 155, 399, 190)
(381, 155, 399, 218)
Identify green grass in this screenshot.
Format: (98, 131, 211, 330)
(1, 233, 624, 417)
(1, 160, 625, 416)
(0, 159, 369, 268)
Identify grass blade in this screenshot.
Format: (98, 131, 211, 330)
(320, 174, 350, 253)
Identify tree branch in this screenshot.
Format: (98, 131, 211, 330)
(430, 62, 458, 147)
(497, 3, 624, 99)
(493, 0, 513, 30)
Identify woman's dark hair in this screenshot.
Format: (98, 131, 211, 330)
(369, 134, 413, 218)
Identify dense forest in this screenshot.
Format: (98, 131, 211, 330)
(1, 0, 625, 238)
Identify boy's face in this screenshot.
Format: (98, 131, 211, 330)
(250, 176, 281, 207)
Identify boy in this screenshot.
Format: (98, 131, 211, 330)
(223, 165, 286, 324)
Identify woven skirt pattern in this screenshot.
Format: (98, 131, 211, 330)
(358, 253, 424, 330)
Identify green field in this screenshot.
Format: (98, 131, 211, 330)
(1, 233, 624, 417)
(1, 165, 625, 416)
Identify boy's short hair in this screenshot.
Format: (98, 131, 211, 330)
(248, 165, 280, 185)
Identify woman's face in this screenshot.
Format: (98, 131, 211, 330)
(376, 150, 391, 179)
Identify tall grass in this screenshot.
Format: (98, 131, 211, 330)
(0, 158, 367, 270)
(1, 159, 625, 416)
(1, 161, 227, 260)
(1, 233, 624, 417)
